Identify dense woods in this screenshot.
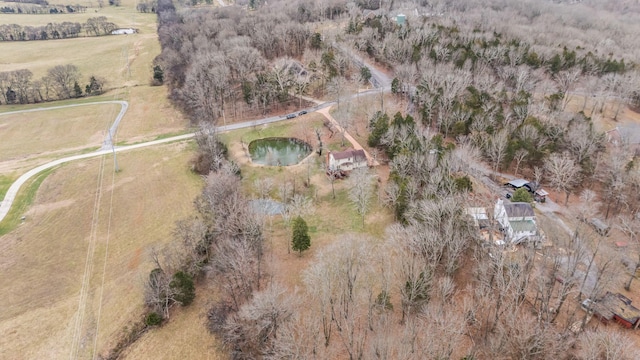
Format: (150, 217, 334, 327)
(146, 0, 640, 358)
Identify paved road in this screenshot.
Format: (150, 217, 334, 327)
(1, 45, 397, 224)
(334, 43, 392, 89)
(0, 91, 382, 223)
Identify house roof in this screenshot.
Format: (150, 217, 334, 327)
(593, 292, 640, 326)
(504, 202, 535, 218)
(506, 179, 529, 188)
(331, 149, 366, 161)
(509, 219, 537, 233)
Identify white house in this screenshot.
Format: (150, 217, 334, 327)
(494, 199, 539, 244)
(327, 149, 367, 171)
(111, 28, 137, 35)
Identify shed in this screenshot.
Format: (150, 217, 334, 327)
(505, 179, 529, 189)
(592, 292, 640, 329)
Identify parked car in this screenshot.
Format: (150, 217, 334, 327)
(581, 298, 594, 314)
(589, 218, 610, 236)
(286, 113, 297, 119)
(298, 110, 308, 115)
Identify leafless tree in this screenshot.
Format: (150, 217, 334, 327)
(513, 148, 529, 176)
(254, 178, 274, 199)
(348, 167, 376, 227)
(486, 129, 509, 176)
(544, 152, 581, 206)
(223, 283, 296, 359)
(578, 329, 640, 360)
(47, 64, 80, 99)
(303, 235, 378, 358)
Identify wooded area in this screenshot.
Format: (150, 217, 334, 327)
(141, 0, 640, 358)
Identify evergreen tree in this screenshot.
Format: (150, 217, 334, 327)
(291, 216, 310, 256)
(73, 81, 83, 98)
(153, 65, 164, 85)
(511, 187, 533, 203)
(170, 271, 195, 306)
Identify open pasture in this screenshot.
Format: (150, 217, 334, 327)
(0, 103, 119, 162)
(0, 141, 201, 359)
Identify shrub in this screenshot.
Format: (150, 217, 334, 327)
(145, 312, 163, 326)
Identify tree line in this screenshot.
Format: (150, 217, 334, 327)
(0, 3, 87, 14)
(0, 65, 105, 105)
(0, 16, 118, 41)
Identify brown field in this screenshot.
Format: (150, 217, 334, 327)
(0, 2, 154, 30)
(0, 103, 119, 162)
(0, 6, 158, 89)
(0, 142, 202, 359)
(116, 86, 191, 144)
(0, 1, 227, 358)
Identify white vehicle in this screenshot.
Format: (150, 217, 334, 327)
(581, 299, 594, 314)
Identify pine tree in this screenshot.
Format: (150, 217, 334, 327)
(292, 216, 310, 256)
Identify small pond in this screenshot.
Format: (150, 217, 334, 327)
(248, 137, 312, 166)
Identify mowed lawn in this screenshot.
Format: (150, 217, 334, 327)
(0, 103, 119, 162)
(0, 142, 202, 359)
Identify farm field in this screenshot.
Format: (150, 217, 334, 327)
(0, 0, 209, 357)
(0, 142, 202, 359)
(0, 103, 119, 162)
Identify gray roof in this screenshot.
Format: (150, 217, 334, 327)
(507, 179, 530, 188)
(504, 202, 535, 218)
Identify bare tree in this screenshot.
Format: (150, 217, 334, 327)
(578, 329, 640, 360)
(513, 148, 529, 176)
(544, 152, 581, 206)
(348, 167, 376, 227)
(486, 130, 509, 176)
(223, 283, 296, 359)
(47, 64, 80, 99)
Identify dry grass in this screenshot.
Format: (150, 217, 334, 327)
(0, 103, 118, 162)
(0, 142, 202, 359)
(0, 10, 159, 89)
(120, 281, 225, 360)
(116, 86, 191, 144)
(222, 118, 394, 292)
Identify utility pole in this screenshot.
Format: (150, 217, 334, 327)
(110, 131, 119, 172)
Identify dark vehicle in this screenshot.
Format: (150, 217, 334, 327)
(286, 113, 297, 119)
(298, 110, 308, 115)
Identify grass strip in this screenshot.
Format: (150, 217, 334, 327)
(0, 168, 53, 236)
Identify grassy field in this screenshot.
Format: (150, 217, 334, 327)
(0, 103, 119, 162)
(0, 142, 202, 359)
(0, 3, 158, 89)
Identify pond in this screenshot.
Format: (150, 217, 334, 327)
(248, 137, 312, 166)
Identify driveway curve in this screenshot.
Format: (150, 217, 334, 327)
(0, 50, 394, 225)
